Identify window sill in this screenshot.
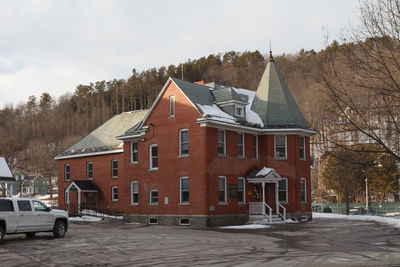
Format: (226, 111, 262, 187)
(111, 177, 118, 179)
(130, 203, 139, 206)
(179, 202, 190, 206)
(237, 156, 246, 159)
(218, 202, 228, 205)
(169, 115, 175, 119)
(178, 154, 190, 158)
(238, 202, 246, 205)
(149, 203, 159, 206)
(149, 168, 158, 171)
(300, 158, 307, 161)
(111, 200, 118, 202)
(274, 157, 287, 161)
(217, 154, 226, 158)
(130, 161, 139, 165)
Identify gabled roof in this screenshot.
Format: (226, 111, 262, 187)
(56, 110, 148, 159)
(67, 180, 98, 192)
(250, 53, 309, 129)
(0, 157, 15, 182)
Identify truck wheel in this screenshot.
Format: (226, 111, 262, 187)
(0, 226, 4, 241)
(53, 221, 66, 238)
(25, 232, 36, 238)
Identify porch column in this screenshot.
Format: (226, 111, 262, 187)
(78, 188, 81, 214)
(275, 182, 279, 215)
(261, 182, 265, 215)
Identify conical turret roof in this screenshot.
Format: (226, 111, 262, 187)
(250, 53, 309, 129)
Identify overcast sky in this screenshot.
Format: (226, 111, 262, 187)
(0, 0, 359, 108)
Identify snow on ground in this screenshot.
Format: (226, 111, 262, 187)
(69, 216, 103, 222)
(219, 224, 271, 229)
(34, 194, 58, 200)
(313, 212, 400, 228)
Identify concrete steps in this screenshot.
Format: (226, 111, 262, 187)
(248, 214, 284, 224)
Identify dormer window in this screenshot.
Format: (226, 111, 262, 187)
(235, 106, 244, 117)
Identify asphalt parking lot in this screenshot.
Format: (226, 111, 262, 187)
(0, 218, 400, 267)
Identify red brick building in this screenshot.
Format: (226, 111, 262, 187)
(56, 53, 315, 226)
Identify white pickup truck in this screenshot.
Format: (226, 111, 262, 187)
(0, 197, 69, 241)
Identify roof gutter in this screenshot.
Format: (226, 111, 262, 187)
(196, 118, 316, 136)
(54, 149, 124, 160)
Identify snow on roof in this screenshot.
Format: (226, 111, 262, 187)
(234, 88, 264, 127)
(0, 157, 13, 179)
(198, 104, 238, 124)
(256, 167, 274, 177)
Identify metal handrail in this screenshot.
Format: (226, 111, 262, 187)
(277, 202, 286, 220)
(264, 202, 272, 223)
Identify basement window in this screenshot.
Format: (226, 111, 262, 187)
(179, 218, 190, 225)
(149, 218, 158, 224)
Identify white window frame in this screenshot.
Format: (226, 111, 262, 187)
(217, 130, 226, 156)
(235, 105, 244, 117)
(274, 135, 287, 159)
(169, 95, 175, 118)
(111, 159, 118, 178)
(300, 178, 307, 203)
(64, 164, 70, 181)
(237, 177, 246, 204)
(278, 178, 288, 203)
(111, 186, 118, 202)
(180, 177, 189, 204)
(86, 162, 93, 180)
(300, 136, 306, 160)
(253, 135, 258, 159)
(131, 142, 138, 164)
(131, 181, 139, 205)
(237, 132, 245, 158)
(150, 189, 159, 205)
(179, 129, 189, 156)
(149, 144, 158, 170)
(218, 176, 227, 204)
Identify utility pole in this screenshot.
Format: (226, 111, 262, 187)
(365, 177, 368, 212)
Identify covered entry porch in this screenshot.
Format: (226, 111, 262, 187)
(65, 180, 98, 215)
(247, 167, 286, 223)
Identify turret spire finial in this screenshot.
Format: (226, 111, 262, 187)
(268, 41, 274, 62)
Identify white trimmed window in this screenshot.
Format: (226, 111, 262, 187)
(278, 178, 288, 203)
(300, 136, 306, 160)
(253, 135, 258, 159)
(149, 144, 158, 170)
(237, 133, 245, 157)
(150, 190, 158, 204)
(131, 181, 138, 205)
(179, 129, 189, 156)
(218, 130, 226, 156)
(169, 96, 175, 117)
(300, 178, 307, 203)
(86, 162, 93, 180)
(235, 106, 244, 117)
(275, 135, 287, 159)
(131, 142, 138, 163)
(218, 176, 227, 204)
(64, 164, 70, 181)
(238, 177, 245, 204)
(111, 186, 118, 202)
(111, 159, 118, 178)
(180, 177, 189, 204)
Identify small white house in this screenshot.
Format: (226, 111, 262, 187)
(0, 157, 15, 196)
